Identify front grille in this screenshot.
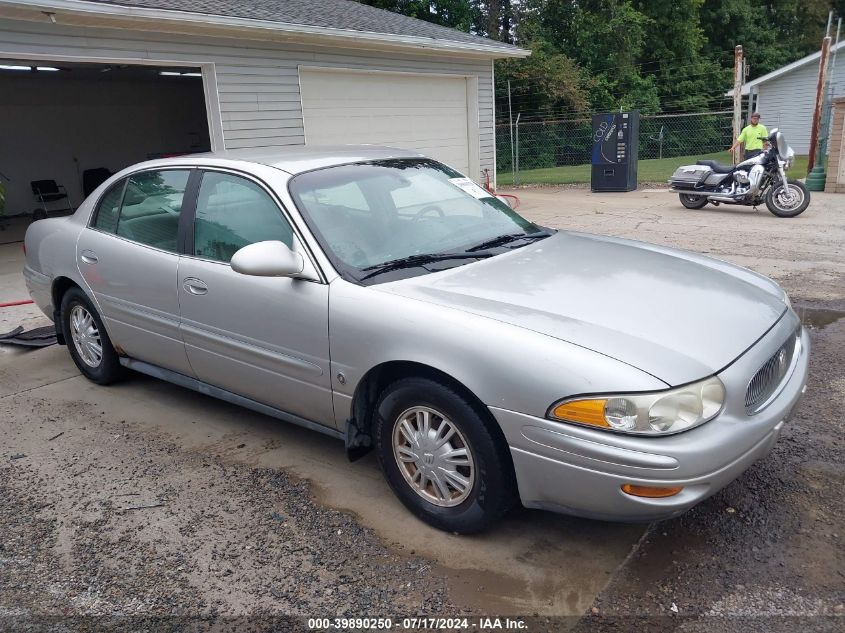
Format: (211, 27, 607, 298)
(745, 331, 799, 413)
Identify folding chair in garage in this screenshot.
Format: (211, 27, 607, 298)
(31, 179, 74, 220)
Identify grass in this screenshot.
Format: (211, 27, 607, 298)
(496, 152, 810, 186)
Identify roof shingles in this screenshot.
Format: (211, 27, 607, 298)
(84, 0, 521, 51)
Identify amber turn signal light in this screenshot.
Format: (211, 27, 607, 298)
(621, 484, 684, 498)
(551, 399, 609, 427)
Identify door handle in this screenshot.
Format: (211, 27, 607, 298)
(80, 250, 98, 264)
(183, 278, 208, 295)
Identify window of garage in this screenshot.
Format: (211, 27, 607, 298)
(0, 60, 212, 219)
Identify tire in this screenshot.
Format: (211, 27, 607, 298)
(766, 179, 810, 217)
(679, 193, 708, 209)
(373, 377, 515, 534)
(60, 287, 125, 384)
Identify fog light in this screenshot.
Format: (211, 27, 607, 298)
(621, 484, 684, 498)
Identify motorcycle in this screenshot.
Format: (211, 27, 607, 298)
(668, 128, 810, 218)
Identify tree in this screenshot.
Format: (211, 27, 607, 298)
(701, 0, 840, 80)
(358, 0, 845, 111)
(496, 38, 590, 117)
(634, 0, 730, 112)
(355, 0, 474, 30)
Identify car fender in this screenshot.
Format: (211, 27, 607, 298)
(23, 201, 111, 339)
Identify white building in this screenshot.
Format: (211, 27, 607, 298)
(0, 0, 527, 216)
(727, 40, 845, 154)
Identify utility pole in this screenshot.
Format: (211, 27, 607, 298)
(732, 45, 744, 165)
(807, 36, 833, 177)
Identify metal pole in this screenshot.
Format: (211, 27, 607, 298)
(508, 80, 515, 185)
(732, 45, 744, 165)
(514, 112, 521, 186)
(808, 36, 832, 172)
(819, 19, 842, 163)
(659, 125, 664, 160)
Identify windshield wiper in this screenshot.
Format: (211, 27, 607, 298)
(465, 231, 552, 252)
(359, 252, 494, 281)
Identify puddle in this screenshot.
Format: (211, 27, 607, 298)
(796, 307, 845, 330)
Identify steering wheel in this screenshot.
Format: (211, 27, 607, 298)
(412, 205, 445, 221)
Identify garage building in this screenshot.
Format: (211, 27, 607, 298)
(727, 40, 845, 155)
(0, 0, 527, 217)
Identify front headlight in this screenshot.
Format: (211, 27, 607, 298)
(549, 376, 725, 436)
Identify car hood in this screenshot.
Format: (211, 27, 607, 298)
(376, 231, 786, 386)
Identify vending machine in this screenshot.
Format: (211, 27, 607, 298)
(590, 111, 640, 192)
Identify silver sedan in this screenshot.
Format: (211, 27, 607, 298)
(23, 147, 809, 533)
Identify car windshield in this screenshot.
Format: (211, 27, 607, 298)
(289, 158, 548, 283)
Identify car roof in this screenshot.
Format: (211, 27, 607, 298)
(176, 145, 427, 174)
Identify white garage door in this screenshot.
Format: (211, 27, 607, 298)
(299, 68, 474, 176)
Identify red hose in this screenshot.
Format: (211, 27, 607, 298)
(0, 299, 34, 308)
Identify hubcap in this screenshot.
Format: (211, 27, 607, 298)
(392, 406, 475, 507)
(775, 185, 803, 211)
(69, 305, 103, 368)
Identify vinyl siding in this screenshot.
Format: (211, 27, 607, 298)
(0, 18, 496, 176)
(755, 56, 845, 154)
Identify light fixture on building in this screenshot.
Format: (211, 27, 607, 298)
(159, 70, 202, 77)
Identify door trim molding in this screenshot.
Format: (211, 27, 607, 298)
(121, 357, 344, 439)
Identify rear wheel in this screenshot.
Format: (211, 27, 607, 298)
(61, 287, 125, 384)
(766, 180, 810, 217)
(679, 193, 708, 209)
(373, 377, 515, 533)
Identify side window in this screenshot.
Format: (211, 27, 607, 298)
(115, 170, 190, 253)
(194, 171, 294, 263)
(93, 179, 126, 233)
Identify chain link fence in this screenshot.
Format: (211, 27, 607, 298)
(496, 110, 735, 184)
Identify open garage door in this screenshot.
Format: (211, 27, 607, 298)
(0, 61, 211, 218)
(299, 68, 476, 177)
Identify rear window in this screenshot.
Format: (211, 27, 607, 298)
(92, 179, 126, 233)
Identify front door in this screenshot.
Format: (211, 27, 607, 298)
(77, 168, 193, 375)
(177, 169, 334, 427)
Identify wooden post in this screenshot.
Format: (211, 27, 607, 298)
(808, 37, 832, 173)
(732, 45, 744, 165)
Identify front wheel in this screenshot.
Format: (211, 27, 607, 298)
(766, 180, 810, 217)
(679, 194, 708, 209)
(373, 377, 516, 533)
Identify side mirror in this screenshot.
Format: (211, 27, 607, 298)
(230, 240, 304, 277)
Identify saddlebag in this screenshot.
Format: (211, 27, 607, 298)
(669, 165, 712, 190)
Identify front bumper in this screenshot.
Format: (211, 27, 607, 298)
(491, 311, 809, 522)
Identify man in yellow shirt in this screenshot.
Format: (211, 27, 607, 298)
(728, 112, 769, 161)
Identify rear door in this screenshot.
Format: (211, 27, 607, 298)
(177, 169, 335, 427)
(77, 168, 194, 375)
